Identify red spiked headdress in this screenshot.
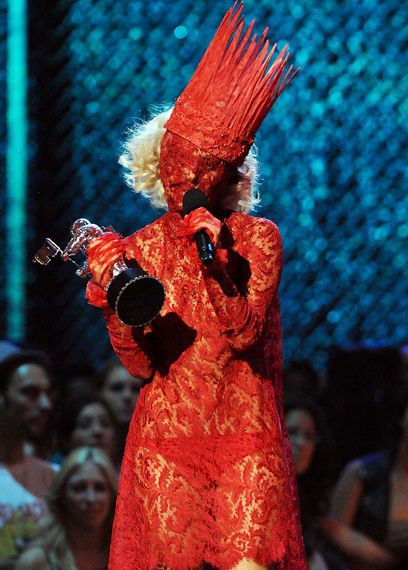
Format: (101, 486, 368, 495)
(164, 2, 299, 167)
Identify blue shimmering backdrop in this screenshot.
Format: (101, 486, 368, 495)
(2, 0, 407, 371)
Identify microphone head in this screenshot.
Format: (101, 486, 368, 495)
(182, 188, 209, 217)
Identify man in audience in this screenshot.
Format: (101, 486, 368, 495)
(0, 341, 55, 563)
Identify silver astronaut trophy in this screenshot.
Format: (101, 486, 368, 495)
(33, 218, 165, 327)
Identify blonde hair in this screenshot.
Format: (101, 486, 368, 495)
(33, 448, 117, 570)
(119, 107, 260, 213)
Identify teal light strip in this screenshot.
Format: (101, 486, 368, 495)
(6, 0, 27, 339)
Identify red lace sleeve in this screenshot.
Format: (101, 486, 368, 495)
(85, 234, 155, 379)
(103, 309, 155, 380)
(85, 279, 109, 308)
(203, 217, 282, 351)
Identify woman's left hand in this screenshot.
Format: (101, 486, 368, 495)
(87, 233, 125, 288)
(178, 207, 222, 247)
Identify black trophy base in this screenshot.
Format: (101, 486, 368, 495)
(107, 268, 165, 327)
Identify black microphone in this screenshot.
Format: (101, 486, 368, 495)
(182, 188, 215, 266)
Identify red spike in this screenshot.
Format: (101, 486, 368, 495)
(164, 4, 299, 166)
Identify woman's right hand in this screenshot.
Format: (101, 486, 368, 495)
(178, 207, 222, 248)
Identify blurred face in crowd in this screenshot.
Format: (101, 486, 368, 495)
(70, 403, 116, 462)
(400, 403, 408, 445)
(286, 408, 318, 476)
(284, 370, 310, 399)
(101, 365, 144, 425)
(64, 461, 112, 531)
(4, 363, 52, 439)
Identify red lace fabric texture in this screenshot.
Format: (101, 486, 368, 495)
(87, 211, 306, 570)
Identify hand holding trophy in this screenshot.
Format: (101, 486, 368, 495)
(33, 218, 165, 327)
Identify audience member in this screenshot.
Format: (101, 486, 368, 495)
(16, 447, 117, 570)
(285, 399, 346, 570)
(284, 359, 321, 403)
(399, 344, 408, 391)
(59, 362, 96, 403)
(57, 394, 119, 466)
(0, 341, 55, 563)
(327, 390, 408, 569)
(97, 356, 144, 453)
(323, 345, 402, 473)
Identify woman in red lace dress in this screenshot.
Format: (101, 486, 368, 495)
(86, 5, 306, 570)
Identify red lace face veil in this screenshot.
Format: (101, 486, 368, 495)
(159, 2, 299, 212)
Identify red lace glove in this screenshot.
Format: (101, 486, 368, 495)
(87, 233, 125, 287)
(177, 207, 222, 247)
(85, 233, 125, 307)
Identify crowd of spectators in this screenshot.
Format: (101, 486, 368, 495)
(0, 338, 407, 569)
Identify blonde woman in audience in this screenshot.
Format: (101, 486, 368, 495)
(16, 447, 117, 570)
